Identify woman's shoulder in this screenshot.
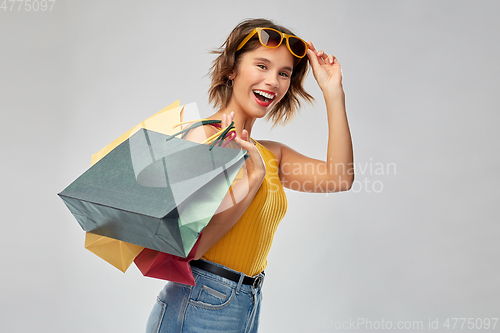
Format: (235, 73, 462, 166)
(254, 139, 282, 164)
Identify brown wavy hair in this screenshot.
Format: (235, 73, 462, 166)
(208, 18, 314, 128)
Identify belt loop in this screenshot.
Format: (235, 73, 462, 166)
(236, 272, 245, 294)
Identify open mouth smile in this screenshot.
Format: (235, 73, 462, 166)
(253, 90, 276, 106)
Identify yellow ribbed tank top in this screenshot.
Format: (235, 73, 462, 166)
(202, 138, 288, 276)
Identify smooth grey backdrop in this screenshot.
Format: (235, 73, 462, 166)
(1, 1, 499, 332)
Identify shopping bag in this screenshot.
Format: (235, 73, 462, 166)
(84, 232, 144, 272)
(134, 233, 202, 285)
(59, 101, 247, 258)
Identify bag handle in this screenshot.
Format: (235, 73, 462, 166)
(167, 119, 236, 151)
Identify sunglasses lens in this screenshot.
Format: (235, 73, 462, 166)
(260, 29, 282, 47)
(288, 36, 307, 57)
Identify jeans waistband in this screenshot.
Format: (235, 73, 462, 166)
(190, 259, 265, 290)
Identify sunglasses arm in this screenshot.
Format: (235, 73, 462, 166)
(236, 29, 258, 51)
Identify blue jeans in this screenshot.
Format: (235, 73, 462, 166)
(146, 259, 264, 333)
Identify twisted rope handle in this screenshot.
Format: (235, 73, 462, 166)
(167, 119, 236, 150)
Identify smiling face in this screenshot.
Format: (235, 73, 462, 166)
(227, 44, 295, 118)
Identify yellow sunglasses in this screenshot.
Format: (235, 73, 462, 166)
(236, 27, 309, 59)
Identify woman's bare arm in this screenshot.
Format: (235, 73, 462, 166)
(273, 42, 354, 193)
(180, 113, 266, 260)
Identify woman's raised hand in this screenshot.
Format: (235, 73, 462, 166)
(307, 41, 343, 93)
(222, 112, 266, 183)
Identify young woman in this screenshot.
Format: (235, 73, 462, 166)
(146, 18, 354, 332)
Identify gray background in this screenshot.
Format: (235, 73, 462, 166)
(1, 0, 499, 332)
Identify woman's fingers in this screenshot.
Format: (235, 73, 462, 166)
(307, 42, 325, 65)
(318, 50, 335, 65)
(234, 129, 248, 146)
(308, 41, 316, 53)
(307, 41, 337, 66)
(233, 130, 265, 181)
(308, 42, 331, 66)
(222, 111, 235, 129)
(240, 129, 247, 141)
(229, 111, 234, 126)
(307, 48, 322, 72)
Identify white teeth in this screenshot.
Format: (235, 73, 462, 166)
(254, 90, 275, 100)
